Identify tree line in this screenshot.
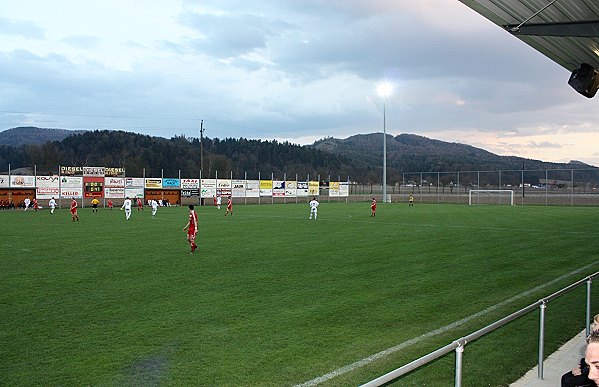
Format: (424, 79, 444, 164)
(1, 129, 597, 186)
(0, 130, 359, 181)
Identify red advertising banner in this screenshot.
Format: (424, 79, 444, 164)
(83, 177, 104, 198)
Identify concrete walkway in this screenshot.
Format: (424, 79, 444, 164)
(511, 330, 587, 386)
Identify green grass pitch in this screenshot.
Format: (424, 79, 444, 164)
(1, 202, 598, 386)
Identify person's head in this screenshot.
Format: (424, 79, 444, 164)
(592, 314, 599, 334)
(188, 204, 194, 210)
(586, 331, 599, 385)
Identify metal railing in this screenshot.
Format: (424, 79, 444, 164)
(361, 272, 598, 387)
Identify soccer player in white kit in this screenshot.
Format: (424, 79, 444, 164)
(151, 199, 158, 216)
(216, 195, 221, 210)
(309, 197, 319, 220)
(121, 197, 132, 220)
(49, 197, 57, 214)
(24, 197, 31, 211)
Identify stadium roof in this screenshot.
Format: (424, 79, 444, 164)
(458, 0, 599, 72)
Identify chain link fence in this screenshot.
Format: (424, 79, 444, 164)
(350, 168, 599, 206)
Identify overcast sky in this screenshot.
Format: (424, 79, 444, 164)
(1, 0, 598, 166)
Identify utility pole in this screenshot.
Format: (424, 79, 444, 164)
(200, 120, 205, 175)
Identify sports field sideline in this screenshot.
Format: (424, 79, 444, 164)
(1, 202, 598, 385)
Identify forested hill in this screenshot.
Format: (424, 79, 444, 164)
(0, 127, 596, 184)
(313, 133, 581, 172)
(0, 129, 353, 179)
(0, 127, 85, 146)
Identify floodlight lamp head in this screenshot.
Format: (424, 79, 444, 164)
(568, 63, 599, 98)
(377, 82, 393, 98)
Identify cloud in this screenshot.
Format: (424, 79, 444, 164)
(0, 17, 44, 39)
(525, 141, 562, 149)
(62, 35, 101, 49)
(179, 10, 294, 59)
(0, 0, 598, 165)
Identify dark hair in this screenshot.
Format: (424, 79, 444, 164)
(189, 204, 194, 210)
(588, 330, 599, 344)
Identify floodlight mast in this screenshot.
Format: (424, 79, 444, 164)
(377, 83, 392, 203)
(200, 120, 205, 175)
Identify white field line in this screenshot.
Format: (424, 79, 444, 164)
(295, 263, 597, 386)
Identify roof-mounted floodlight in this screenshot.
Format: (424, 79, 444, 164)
(568, 63, 599, 98)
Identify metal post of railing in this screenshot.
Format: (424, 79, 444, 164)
(538, 301, 546, 379)
(455, 342, 464, 387)
(587, 277, 593, 336)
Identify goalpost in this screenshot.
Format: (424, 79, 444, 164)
(469, 189, 514, 206)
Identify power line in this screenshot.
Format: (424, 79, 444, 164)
(0, 110, 201, 121)
(0, 110, 277, 137)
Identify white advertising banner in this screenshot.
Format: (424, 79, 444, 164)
(182, 178, 199, 189)
(125, 177, 144, 188)
(105, 187, 125, 199)
(104, 177, 125, 188)
(37, 187, 60, 199)
(217, 179, 232, 197)
(340, 182, 349, 197)
(232, 180, 246, 198)
(36, 176, 60, 199)
(124, 188, 144, 199)
(36, 176, 60, 188)
(217, 179, 232, 189)
(10, 175, 36, 188)
(272, 180, 285, 197)
(201, 179, 217, 198)
(104, 177, 125, 199)
(259, 180, 272, 197)
(83, 166, 105, 177)
(285, 181, 297, 197)
(60, 176, 83, 198)
(297, 181, 309, 197)
(329, 182, 340, 197)
(245, 180, 259, 197)
(0, 175, 9, 188)
(60, 176, 83, 188)
(60, 188, 83, 199)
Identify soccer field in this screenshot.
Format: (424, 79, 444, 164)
(1, 202, 598, 386)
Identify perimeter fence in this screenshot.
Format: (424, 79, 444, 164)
(1, 165, 599, 206)
(353, 168, 599, 206)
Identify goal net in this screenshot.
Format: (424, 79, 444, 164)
(468, 190, 514, 205)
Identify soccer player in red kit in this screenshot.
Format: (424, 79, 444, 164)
(107, 199, 113, 210)
(183, 204, 198, 254)
(33, 198, 39, 212)
(70, 198, 79, 221)
(224, 196, 233, 216)
(371, 197, 377, 217)
(137, 197, 143, 211)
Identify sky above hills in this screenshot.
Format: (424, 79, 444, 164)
(1, 0, 598, 166)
